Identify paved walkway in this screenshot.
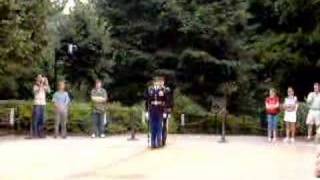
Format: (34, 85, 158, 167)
(0, 135, 318, 180)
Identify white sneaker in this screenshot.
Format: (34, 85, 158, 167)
(283, 138, 289, 143)
(268, 137, 272, 142)
(91, 134, 96, 138)
(290, 138, 295, 143)
(100, 134, 106, 138)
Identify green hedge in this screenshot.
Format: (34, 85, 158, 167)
(0, 101, 146, 135)
(0, 99, 311, 136)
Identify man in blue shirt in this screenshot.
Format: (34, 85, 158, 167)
(52, 81, 71, 138)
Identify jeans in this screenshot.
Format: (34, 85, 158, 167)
(55, 110, 68, 137)
(267, 114, 278, 131)
(33, 105, 45, 138)
(93, 112, 105, 136)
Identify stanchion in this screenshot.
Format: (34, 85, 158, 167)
(128, 110, 138, 141)
(218, 110, 227, 143)
(180, 113, 185, 133)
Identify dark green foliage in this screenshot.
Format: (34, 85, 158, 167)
(3, 0, 320, 135)
(55, 2, 114, 100)
(0, 0, 65, 99)
(247, 0, 320, 98)
(93, 0, 251, 106)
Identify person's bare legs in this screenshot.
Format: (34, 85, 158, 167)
(290, 122, 295, 142)
(268, 129, 272, 142)
(284, 122, 290, 142)
(267, 115, 272, 142)
(308, 124, 313, 140)
(272, 116, 278, 142)
(316, 125, 320, 143)
(273, 130, 277, 141)
(316, 125, 320, 141)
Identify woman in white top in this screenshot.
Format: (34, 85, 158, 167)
(306, 83, 320, 140)
(283, 87, 298, 143)
(32, 74, 50, 138)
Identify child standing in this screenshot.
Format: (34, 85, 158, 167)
(52, 81, 71, 138)
(283, 87, 298, 143)
(265, 88, 280, 142)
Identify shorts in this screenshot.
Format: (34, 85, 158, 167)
(267, 114, 278, 131)
(306, 110, 320, 126)
(284, 111, 297, 123)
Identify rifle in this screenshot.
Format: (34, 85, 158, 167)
(147, 114, 150, 147)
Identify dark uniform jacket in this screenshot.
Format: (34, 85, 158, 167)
(145, 86, 167, 113)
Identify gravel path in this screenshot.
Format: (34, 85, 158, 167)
(0, 135, 318, 180)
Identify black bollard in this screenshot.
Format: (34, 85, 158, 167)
(218, 111, 227, 143)
(128, 110, 138, 141)
(180, 113, 185, 133)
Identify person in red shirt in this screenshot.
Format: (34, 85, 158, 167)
(265, 88, 280, 142)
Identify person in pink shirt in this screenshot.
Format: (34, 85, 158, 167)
(265, 88, 280, 142)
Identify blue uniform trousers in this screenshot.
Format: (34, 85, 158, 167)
(149, 108, 163, 148)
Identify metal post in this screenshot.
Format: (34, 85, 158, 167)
(147, 112, 150, 147)
(9, 108, 14, 126)
(128, 110, 138, 141)
(180, 113, 185, 133)
(218, 110, 227, 143)
(54, 57, 57, 91)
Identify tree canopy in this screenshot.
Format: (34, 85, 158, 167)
(2, 0, 320, 115)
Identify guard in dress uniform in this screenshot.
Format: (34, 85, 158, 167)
(145, 77, 167, 148)
(159, 77, 173, 147)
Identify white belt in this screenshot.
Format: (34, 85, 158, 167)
(151, 101, 163, 105)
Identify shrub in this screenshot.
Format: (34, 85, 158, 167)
(0, 101, 146, 135)
(296, 102, 308, 135)
(0, 99, 310, 136)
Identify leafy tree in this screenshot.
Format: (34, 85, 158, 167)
(247, 0, 320, 98)
(56, 1, 114, 100)
(0, 0, 65, 99)
(94, 0, 251, 106)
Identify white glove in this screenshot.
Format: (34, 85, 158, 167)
(163, 113, 167, 119)
(103, 113, 107, 125)
(145, 112, 149, 119)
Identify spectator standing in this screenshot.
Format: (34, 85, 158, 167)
(32, 74, 50, 138)
(52, 81, 71, 138)
(306, 83, 320, 140)
(283, 87, 298, 143)
(265, 88, 280, 142)
(91, 80, 108, 138)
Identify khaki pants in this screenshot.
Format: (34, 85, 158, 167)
(55, 110, 68, 137)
